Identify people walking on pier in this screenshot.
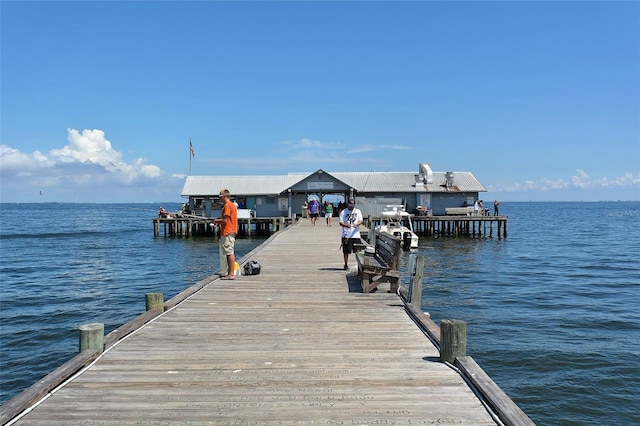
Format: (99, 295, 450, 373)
(339, 198, 363, 271)
(308, 197, 321, 226)
(324, 201, 333, 227)
(214, 189, 238, 280)
(494, 199, 500, 216)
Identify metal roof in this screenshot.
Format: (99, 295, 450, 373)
(181, 175, 305, 196)
(181, 170, 485, 197)
(425, 172, 487, 193)
(332, 172, 418, 192)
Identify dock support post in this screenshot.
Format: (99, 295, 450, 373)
(145, 292, 164, 311)
(79, 323, 104, 353)
(409, 255, 425, 308)
(440, 319, 467, 363)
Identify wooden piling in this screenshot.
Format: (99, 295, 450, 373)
(409, 255, 425, 308)
(440, 319, 467, 363)
(79, 323, 104, 354)
(145, 292, 164, 311)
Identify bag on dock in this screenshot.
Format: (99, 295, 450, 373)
(243, 261, 261, 275)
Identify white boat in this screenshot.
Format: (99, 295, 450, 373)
(375, 205, 419, 250)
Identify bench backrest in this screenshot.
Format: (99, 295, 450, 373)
(374, 231, 402, 270)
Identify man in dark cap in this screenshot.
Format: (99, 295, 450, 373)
(338, 197, 363, 270)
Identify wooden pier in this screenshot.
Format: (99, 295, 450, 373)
(155, 214, 508, 238)
(370, 215, 508, 238)
(5, 220, 532, 425)
(153, 215, 290, 237)
(415, 215, 507, 238)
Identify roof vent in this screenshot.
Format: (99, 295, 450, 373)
(445, 172, 454, 189)
(419, 163, 433, 184)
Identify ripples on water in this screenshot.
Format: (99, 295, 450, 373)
(1, 202, 639, 425)
(0, 203, 266, 406)
(403, 202, 640, 425)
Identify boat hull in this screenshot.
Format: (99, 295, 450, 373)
(377, 205, 420, 250)
(375, 225, 419, 250)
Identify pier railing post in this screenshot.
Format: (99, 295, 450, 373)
(440, 319, 467, 363)
(145, 292, 164, 311)
(79, 323, 104, 353)
(409, 255, 425, 309)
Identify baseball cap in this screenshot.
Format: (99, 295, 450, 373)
(347, 198, 355, 208)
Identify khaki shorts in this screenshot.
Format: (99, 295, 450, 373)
(220, 234, 236, 255)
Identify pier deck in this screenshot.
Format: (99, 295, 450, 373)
(10, 220, 497, 425)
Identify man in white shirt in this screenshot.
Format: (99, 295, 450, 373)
(339, 198, 363, 270)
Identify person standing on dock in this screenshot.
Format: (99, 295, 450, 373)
(324, 201, 333, 227)
(339, 198, 363, 271)
(214, 189, 238, 280)
(308, 197, 321, 226)
(493, 199, 500, 216)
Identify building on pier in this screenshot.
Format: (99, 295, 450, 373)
(180, 163, 489, 219)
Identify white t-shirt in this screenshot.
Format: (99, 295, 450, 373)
(339, 208, 363, 239)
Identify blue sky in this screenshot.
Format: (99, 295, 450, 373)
(1, 1, 639, 203)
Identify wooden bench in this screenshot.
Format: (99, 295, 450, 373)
(445, 206, 474, 216)
(355, 231, 401, 293)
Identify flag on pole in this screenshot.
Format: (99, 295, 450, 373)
(190, 139, 195, 158)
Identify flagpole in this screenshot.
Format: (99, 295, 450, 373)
(189, 137, 192, 175)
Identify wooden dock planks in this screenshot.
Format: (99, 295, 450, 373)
(11, 220, 496, 425)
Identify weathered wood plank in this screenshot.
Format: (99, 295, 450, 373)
(0, 349, 100, 424)
(102, 308, 162, 348)
(455, 356, 536, 426)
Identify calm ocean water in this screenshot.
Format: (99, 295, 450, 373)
(1, 201, 639, 425)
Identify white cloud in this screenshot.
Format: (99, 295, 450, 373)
(281, 138, 344, 150)
(0, 128, 166, 190)
(348, 144, 413, 154)
(488, 169, 640, 193)
(0, 145, 54, 174)
(0, 129, 162, 182)
(280, 138, 413, 155)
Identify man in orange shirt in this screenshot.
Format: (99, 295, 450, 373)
(214, 189, 238, 280)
